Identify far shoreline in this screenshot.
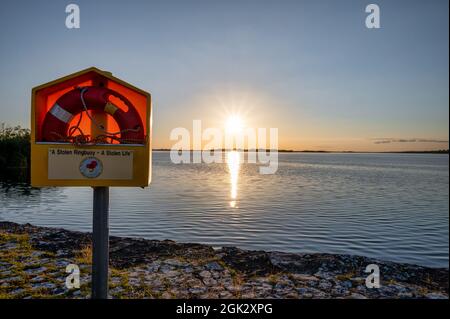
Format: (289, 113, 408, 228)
(152, 149, 449, 154)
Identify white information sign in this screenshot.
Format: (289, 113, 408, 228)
(48, 148, 133, 180)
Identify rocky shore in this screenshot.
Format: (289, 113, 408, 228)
(0, 221, 448, 299)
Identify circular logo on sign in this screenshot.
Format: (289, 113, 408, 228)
(79, 157, 103, 178)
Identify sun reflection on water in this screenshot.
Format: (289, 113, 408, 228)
(226, 151, 241, 208)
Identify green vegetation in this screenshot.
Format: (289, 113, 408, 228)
(0, 124, 30, 181)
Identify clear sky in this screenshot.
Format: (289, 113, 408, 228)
(0, 0, 448, 151)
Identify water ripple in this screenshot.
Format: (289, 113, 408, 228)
(1, 152, 448, 268)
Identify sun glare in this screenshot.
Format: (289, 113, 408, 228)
(227, 150, 241, 208)
(225, 115, 244, 134)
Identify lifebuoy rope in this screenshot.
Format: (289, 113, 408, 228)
(49, 87, 146, 145)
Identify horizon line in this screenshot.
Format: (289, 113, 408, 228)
(152, 148, 449, 154)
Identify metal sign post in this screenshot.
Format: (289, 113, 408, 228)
(92, 186, 110, 299)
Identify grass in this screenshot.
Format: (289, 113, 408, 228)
(75, 244, 92, 265)
(335, 272, 356, 281)
(0, 231, 55, 298)
(0, 230, 91, 299)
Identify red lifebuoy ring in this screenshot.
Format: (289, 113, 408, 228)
(41, 86, 144, 144)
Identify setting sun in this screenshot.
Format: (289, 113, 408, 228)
(225, 115, 244, 134)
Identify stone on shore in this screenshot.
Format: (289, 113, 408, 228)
(0, 221, 448, 299)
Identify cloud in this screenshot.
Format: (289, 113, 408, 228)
(371, 138, 449, 145)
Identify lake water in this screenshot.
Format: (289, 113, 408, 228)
(1, 152, 448, 268)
